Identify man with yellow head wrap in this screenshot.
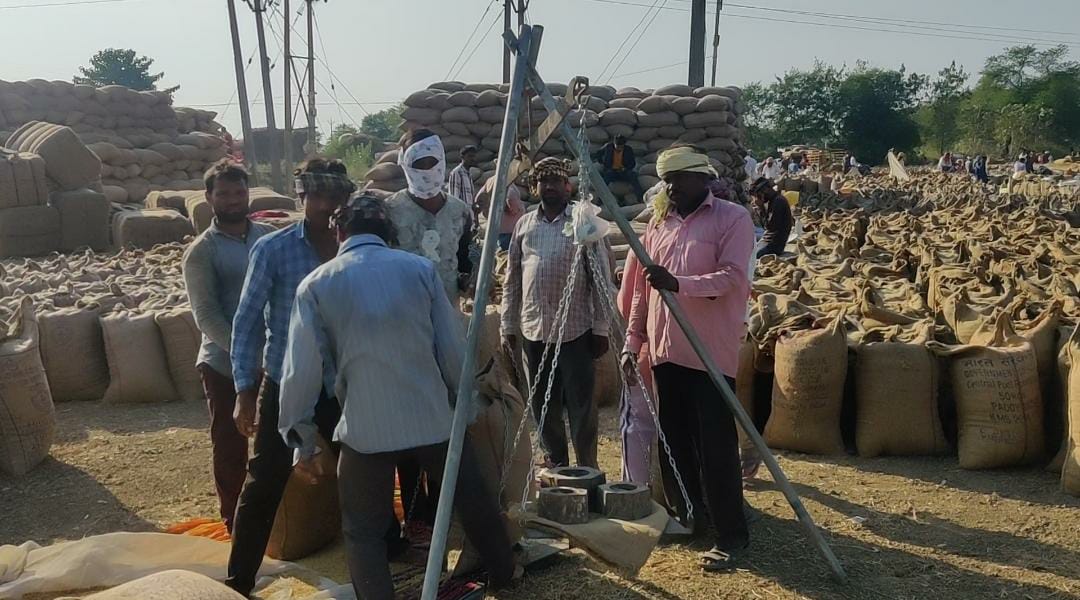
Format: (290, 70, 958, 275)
(622, 146, 755, 571)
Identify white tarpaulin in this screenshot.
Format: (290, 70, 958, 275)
(0, 532, 301, 598)
(888, 152, 911, 182)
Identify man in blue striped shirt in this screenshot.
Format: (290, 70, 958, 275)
(226, 158, 393, 597)
(278, 193, 515, 599)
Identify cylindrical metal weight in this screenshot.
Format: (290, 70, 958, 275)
(537, 486, 589, 525)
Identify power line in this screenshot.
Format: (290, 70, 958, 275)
(0, 0, 146, 8)
(595, 0, 664, 83)
(445, 0, 499, 80)
(606, 0, 669, 84)
(452, 9, 503, 80)
(578, 0, 1080, 48)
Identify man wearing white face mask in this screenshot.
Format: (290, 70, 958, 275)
(386, 128, 474, 528)
(387, 129, 474, 303)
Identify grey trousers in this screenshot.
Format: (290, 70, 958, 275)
(523, 332, 598, 468)
(338, 439, 514, 600)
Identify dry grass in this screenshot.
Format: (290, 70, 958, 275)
(2, 401, 1078, 600)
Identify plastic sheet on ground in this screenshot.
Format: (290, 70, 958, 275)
(0, 532, 305, 598)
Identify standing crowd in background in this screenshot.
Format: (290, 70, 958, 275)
(182, 127, 796, 596)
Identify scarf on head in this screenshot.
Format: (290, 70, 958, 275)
(398, 135, 447, 199)
(530, 157, 572, 191)
(651, 147, 717, 225)
(295, 172, 357, 197)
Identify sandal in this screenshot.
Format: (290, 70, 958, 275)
(741, 447, 763, 481)
(700, 545, 746, 572)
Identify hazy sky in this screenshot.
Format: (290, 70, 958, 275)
(4, 0, 1079, 136)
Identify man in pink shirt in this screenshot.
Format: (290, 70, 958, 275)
(622, 146, 754, 571)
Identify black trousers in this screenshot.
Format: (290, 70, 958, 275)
(338, 440, 514, 600)
(225, 380, 399, 596)
(653, 363, 749, 551)
(523, 332, 598, 468)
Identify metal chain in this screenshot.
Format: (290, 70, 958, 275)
(583, 244, 695, 522)
(495, 245, 583, 500)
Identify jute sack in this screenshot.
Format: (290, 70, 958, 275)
(38, 307, 109, 402)
(267, 434, 340, 560)
(24, 122, 102, 191)
(154, 309, 203, 403)
(1062, 327, 1080, 495)
(100, 310, 180, 403)
(593, 344, 621, 409)
(932, 313, 1044, 469)
(1015, 301, 1062, 455)
(765, 314, 847, 455)
(0, 205, 60, 258)
(112, 209, 195, 249)
(855, 322, 948, 457)
(1048, 325, 1073, 473)
(0, 298, 56, 476)
(249, 187, 297, 212)
(82, 570, 244, 600)
(451, 361, 532, 576)
(50, 188, 110, 251)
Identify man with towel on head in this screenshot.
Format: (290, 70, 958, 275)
(621, 146, 754, 571)
(386, 128, 475, 527)
(387, 129, 474, 302)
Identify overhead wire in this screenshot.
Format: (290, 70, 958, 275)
(0, 0, 148, 8)
(578, 0, 1080, 48)
(595, 0, 665, 83)
(445, 0, 500, 80)
(452, 9, 504, 80)
(605, 0, 670, 84)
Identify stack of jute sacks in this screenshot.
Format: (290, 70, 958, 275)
(0, 79, 228, 205)
(1, 121, 109, 255)
(742, 171, 1080, 495)
(364, 81, 747, 206)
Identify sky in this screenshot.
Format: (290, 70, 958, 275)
(3, 0, 1079, 137)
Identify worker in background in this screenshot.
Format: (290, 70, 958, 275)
(597, 134, 645, 201)
(278, 193, 516, 600)
(1014, 154, 1028, 174)
(447, 145, 479, 216)
(388, 129, 474, 302)
(182, 160, 274, 533)
(501, 158, 611, 469)
(387, 128, 474, 526)
(741, 149, 758, 183)
(759, 156, 782, 180)
(622, 146, 754, 571)
(937, 152, 953, 173)
(228, 159, 403, 597)
(974, 155, 989, 183)
(787, 155, 802, 174)
(473, 176, 526, 251)
(749, 177, 793, 259)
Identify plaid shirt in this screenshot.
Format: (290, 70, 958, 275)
(231, 221, 333, 392)
(501, 204, 611, 344)
(446, 164, 475, 208)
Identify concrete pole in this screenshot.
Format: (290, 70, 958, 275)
(226, 0, 259, 184)
(689, 0, 706, 87)
(253, 0, 284, 192)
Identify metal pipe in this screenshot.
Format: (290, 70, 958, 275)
(420, 25, 536, 600)
(526, 70, 849, 584)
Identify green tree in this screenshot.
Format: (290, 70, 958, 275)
(360, 105, 404, 142)
(917, 61, 969, 156)
(73, 48, 178, 93)
(835, 64, 926, 162)
(766, 61, 844, 148)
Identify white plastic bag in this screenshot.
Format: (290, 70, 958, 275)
(567, 199, 609, 245)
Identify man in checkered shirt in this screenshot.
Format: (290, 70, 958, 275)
(500, 158, 611, 468)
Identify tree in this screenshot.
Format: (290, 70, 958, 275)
(766, 61, 844, 148)
(360, 105, 404, 142)
(835, 64, 925, 162)
(917, 62, 969, 155)
(73, 48, 178, 93)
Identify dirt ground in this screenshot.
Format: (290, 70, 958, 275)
(3, 400, 1079, 600)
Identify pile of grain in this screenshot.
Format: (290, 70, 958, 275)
(366, 81, 747, 206)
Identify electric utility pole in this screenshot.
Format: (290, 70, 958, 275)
(226, 0, 259, 183)
(283, 0, 293, 171)
(688, 0, 706, 87)
(306, 0, 317, 154)
(253, 0, 284, 192)
(710, 0, 723, 86)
